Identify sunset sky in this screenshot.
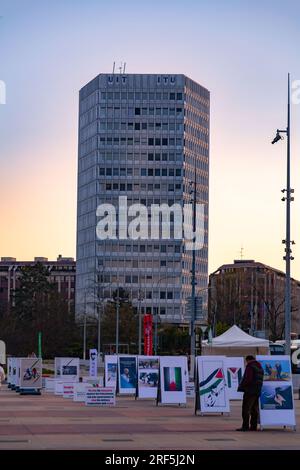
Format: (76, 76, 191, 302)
(0, 0, 300, 278)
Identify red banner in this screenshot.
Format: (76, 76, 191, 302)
(143, 314, 153, 356)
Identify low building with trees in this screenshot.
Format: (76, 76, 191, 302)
(208, 259, 300, 341)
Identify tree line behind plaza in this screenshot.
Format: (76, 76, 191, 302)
(1, 263, 294, 358)
(0, 263, 191, 358)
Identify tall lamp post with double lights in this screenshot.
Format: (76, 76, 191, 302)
(271, 73, 294, 356)
(188, 286, 210, 378)
(115, 287, 120, 355)
(83, 282, 99, 361)
(82, 277, 103, 361)
(111, 285, 130, 355)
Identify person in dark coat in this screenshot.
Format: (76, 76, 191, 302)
(236, 355, 264, 431)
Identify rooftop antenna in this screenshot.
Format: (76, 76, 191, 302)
(119, 62, 123, 74)
(240, 246, 244, 260)
(112, 61, 115, 74)
(123, 62, 126, 73)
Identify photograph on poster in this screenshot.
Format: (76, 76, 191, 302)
(138, 358, 159, 369)
(119, 357, 137, 389)
(23, 366, 40, 382)
(259, 360, 291, 382)
(137, 355, 159, 398)
(104, 356, 118, 388)
(163, 367, 182, 392)
(260, 384, 293, 410)
(62, 365, 77, 376)
(139, 371, 158, 388)
(107, 363, 117, 384)
(199, 361, 227, 409)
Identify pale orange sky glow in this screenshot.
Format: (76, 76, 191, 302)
(1, 0, 300, 280)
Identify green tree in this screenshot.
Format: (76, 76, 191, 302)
(1, 263, 81, 357)
(158, 324, 190, 354)
(215, 321, 230, 336)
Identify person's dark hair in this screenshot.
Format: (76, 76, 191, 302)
(245, 355, 255, 361)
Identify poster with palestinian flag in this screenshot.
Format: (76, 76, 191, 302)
(196, 356, 230, 413)
(226, 357, 244, 400)
(159, 356, 187, 405)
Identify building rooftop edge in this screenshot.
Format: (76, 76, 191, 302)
(79, 73, 210, 95)
(210, 260, 300, 284)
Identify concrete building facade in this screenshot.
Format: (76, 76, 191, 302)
(0, 255, 76, 313)
(76, 73, 210, 324)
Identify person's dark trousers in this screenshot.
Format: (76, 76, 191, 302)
(242, 393, 259, 430)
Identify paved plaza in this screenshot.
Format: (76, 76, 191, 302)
(0, 385, 299, 450)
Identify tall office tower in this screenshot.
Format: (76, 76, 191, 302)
(76, 74, 209, 326)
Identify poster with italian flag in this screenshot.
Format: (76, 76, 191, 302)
(226, 357, 244, 400)
(196, 356, 230, 413)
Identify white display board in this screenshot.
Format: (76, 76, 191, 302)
(186, 382, 195, 398)
(257, 355, 296, 429)
(11, 357, 20, 388)
(63, 383, 75, 398)
(118, 355, 137, 395)
(11, 358, 17, 387)
(137, 356, 159, 399)
(83, 376, 103, 386)
(89, 349, 98, 377)
(45, 377, 56, 392)
(19, 358, 43, 389)
(196, 356, 230, 413)
(54, 380, 65, 395)
(159, 356, 187, 405)
(104, 355, 118, 388)
(7, 357, 12, 384)
(15, 358, 21, 388)
(55, 380, 77, 395)
(55, 357, 79, 382)
(225, 357, 244, 400)
(0, 340, 5, 364)
(73, 383, 91, 402)
(54, 357, 61, 378)
(85, 387, 115, 406)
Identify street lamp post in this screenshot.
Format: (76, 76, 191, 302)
(189, 286, 210, 378)
(83, 291, 87, 360)
(116, 295, 120, 354)
(97, 302, 101, 358)
(137, 288, 144, 355)
(83, 277, 101, 360)
(271, 73, 294, 356)
(189, 168, 197, 379)
(114, 286, 124, 355)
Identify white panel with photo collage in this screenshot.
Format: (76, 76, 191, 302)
(137, 355, 159, 399)
(257, 355, 296, 428)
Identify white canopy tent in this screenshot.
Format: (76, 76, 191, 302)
(202, 325, 269, 356)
